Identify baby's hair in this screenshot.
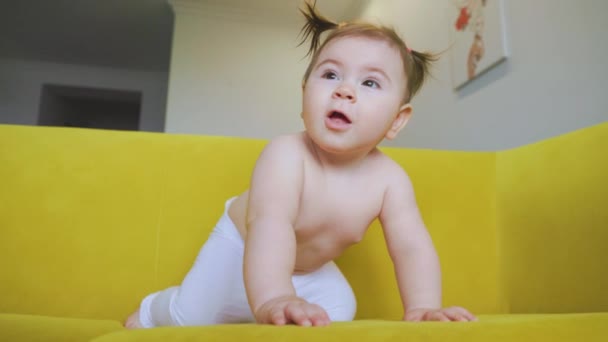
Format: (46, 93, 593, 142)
(298, 1, 438, 103)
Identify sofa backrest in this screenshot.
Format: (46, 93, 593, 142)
(0, 125, 265, 320)
(337, 148, 501, 319)
(496, 122, 608, 314)
(1, 122, 606, 321)
(0, 125, 501, 321)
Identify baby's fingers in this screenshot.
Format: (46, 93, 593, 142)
(446, 306, 477, 321)
(284, 302, 312, 327)
(269, 306, 287, 325)
(424, 311, 450, 322)
(459, 307, 478, 321)
(303, 304, 330, 327)
(442, 309, 468, 322)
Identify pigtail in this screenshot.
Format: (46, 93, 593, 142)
(407, 49, 439, 100)
(298, 1, 339, 58)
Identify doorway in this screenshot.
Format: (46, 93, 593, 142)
(38, 84, 142, 131)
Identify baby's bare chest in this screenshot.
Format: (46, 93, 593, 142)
(294, 174, 385, 244)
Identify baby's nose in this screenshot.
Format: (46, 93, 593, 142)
(333, 85, 356, 102)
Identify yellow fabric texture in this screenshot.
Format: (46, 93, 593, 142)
(1, 122, 607, 341)
(496, 122, 608, 313)
(0, 313, 122, 342)
(337, 148, 501, 319)
(91, 314, 608, 342)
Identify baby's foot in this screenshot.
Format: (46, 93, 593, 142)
(124, 310, 144, 329)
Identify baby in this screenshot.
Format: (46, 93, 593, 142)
(126, 2, 476, 328)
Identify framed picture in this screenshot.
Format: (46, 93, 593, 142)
(449, 0, 508, 89)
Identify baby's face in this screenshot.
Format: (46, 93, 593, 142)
(302, 36, 409, 155)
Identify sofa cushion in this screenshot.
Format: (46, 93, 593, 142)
(0, 313, 123, 342)
(91, 314, 608, 342)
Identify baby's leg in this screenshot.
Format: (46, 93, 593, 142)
(293, 261, 357, 322)
(131, 219, 253, 327)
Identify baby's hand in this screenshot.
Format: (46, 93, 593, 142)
(255, 295, 330, 327)
(404, 306, 477, 322)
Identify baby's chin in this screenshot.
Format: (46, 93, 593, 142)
(310, 134, 368, 156)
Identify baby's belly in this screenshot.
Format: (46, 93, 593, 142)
(292, 240, 350, 274)
(228, 192, 360, 274)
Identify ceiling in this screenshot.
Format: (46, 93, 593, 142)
(0, 0, 367, 72)
(0, 0, 174, 71)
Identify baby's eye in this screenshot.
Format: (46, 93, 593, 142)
(322, 71, 338, 80)
(362, 79, 380, 89)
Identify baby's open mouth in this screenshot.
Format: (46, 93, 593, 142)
(328, 111, 351, 124)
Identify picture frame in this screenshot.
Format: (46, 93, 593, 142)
(449, 0, 509, 89)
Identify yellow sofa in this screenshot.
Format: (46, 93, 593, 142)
(1, 122, 607, 341)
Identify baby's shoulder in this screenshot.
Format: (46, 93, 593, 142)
(370, 149, 409, 176)
(367, 149, 412, 188)
(261, 133, 307, 156)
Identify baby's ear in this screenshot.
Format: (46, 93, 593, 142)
(385, 104, 413, 140)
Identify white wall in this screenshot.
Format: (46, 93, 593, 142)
(166, 0, 608, 150)
(362, 0, 608, 150)
(0, 58, 168, 132)
(164, 0, 366, 139)
(164, 8, 308, 138)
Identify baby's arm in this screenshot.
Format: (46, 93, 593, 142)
(379, 165, 476, 322)
(244, 136, 329, 327)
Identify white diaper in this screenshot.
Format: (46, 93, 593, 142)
(138, 197, 356, 327)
